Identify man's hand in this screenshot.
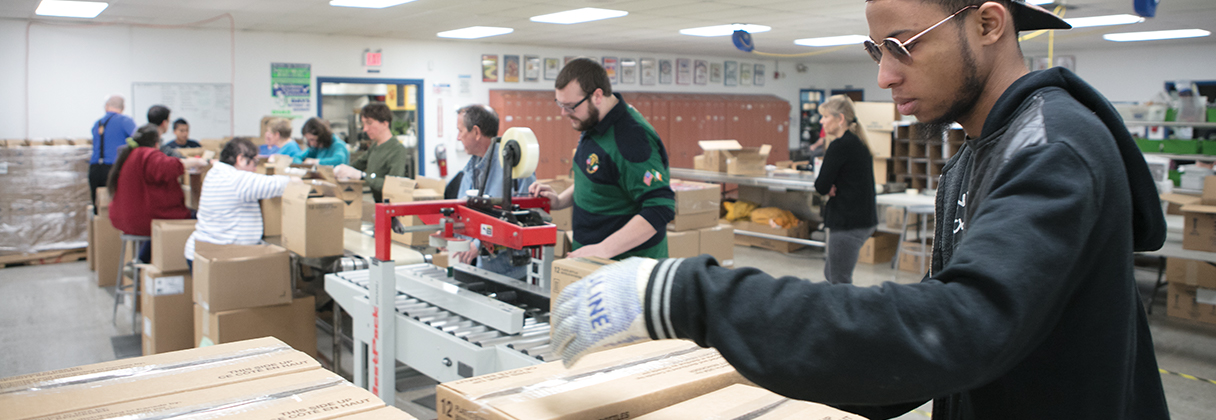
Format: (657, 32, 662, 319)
(567, 243, 614, 259)
(829, 185, 837, 197)
(529, 183, 558, 208)
(180, 157, 208, 169)
(552, 257, 657, 367)
(333, 164, 361, 180)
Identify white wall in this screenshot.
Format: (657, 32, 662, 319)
(2, 18, 839, 179)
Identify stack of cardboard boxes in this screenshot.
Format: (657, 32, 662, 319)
(140, 219, 197, 355)
(1172, 175, 1216, 325)
(382, 176, 446, 247)
(89, 188, 134, 288)
(665, 180, 734, 266)
(192, 241, 316, 357)
(0, 338, 417, 420)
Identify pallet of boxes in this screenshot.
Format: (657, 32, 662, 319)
(1172, 175, 1216, 325)
(668, 180, 735, 267)
(0, 337, 417, 420)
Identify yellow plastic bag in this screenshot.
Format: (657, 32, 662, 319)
(750, 207, 799, 229)
(723, 200, 758, 221)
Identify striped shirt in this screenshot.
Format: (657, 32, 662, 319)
(184, 162, 291, 261)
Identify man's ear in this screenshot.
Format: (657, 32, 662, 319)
(975, 2, 1011, 46)
(471, 124, 482, 139)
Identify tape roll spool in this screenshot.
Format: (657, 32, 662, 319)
(501, 127, 540, 179)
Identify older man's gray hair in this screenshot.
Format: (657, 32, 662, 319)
(456, 104, 500, 137)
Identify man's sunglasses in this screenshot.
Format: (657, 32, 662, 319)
(555, 93, 592, 113)
(863, 4, 978, 64)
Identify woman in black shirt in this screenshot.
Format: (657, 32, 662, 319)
(813, 95, 878, 284)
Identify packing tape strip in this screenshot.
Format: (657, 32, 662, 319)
(501, 127, 540, 180)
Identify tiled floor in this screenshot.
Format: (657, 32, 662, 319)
(2, 244, 1214, 420)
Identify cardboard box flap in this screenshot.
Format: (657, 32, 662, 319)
(1180, 204, 1216, 214)
(415, 176, 447, 194)
(382, 176, 418, 204)
(194, 241, 289, 263)
(698, 140, 743, 151)
(1160, 193, 1201, 206)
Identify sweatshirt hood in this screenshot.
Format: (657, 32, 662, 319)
(981, 67, 1165, 252)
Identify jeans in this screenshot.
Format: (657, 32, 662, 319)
(824, 226, 876, 284)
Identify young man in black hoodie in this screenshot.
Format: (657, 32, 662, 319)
(550, 1, 1170, 419)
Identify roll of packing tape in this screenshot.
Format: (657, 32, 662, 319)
(501, 127, 540, 180)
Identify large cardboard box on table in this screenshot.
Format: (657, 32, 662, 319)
(699, 224, 735, 267)
(1166, 257, 1216, 290)
(193, 241, 291, 312)
(140, 265, 194, 355)
(549, 256, 615, 307)
(194, 294, 318, 359)
(281, 181, 345, 258)
(382, 176, 445, 246)
(666, 229, 701, 258)
(669, 180, 721, 232)
(731, 219, 810, 253)
(0, 338, 319, 420)
(635, 384, 859, 420)
(150, 219, 195, 273)
(435, 341, 747, 420)
(698, 140, 771, 176)
(1166, 282, 1216, 325)
(858, 231, 901, 264)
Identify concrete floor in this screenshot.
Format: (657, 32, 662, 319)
(1, 245, 1214, 419)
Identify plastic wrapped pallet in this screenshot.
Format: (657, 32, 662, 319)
(0, 144, 90, 256)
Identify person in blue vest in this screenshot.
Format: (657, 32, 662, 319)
(89, 95, 137, 209)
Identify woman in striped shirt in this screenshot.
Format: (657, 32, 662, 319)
(184, 137, 294, 267)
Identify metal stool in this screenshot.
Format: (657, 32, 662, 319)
(113, 234, 150, 332)
(893, 205, 935, 276)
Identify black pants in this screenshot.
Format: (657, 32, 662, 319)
(89, 163, 112, 212)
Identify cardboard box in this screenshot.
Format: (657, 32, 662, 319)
(699, 140, 771, 176)
(1181, 204, 1216, 252)
(435, 341, 746, 420)
(151, 219, 196, 273)
(382, 176, 444, 246)
(1167, 282, 1216, 325)
(857, 231, 901, 264)
(1161, 193, 1201, 215)
(550, 256, 615, 307)
(1166, 257, 1216, 290)
(699, 224, 734, 267)
(140, 265, 194, 355)
(731, 220, 810, 253)
(553, 230, 572, 258)
(666, 229, 701, 258)
(282, 181, 346, 258)
(342, 407, 420, 420)
(261, 197, 282, 237)
(93, 209, 133, 288)
(538, 177, 574, 231)
(193, 241, 291, 312)
(854, 102, 897, 158)
(897, 241, 932, 273)
(693, 155, 711, 171)
(87, 206, 95, 271)
(1204, 175, 1216, 205)
(635, 384, 858, 420)
(670, 180, 720, 215)
(191, 378, 381, 420)
(873, 157, 889, 184)
(338, 180, 365, 220)
(432, 252, 450, 268)
(669, 211, 718, 232)
(194, 295, 318, 358)
(0, 340, 319, 419)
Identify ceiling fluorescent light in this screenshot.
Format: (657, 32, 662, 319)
(1064, 14, 1144, 28)
(437, 26, 514, 39)
(679, 23, 771, 37)
(329, 0, 417, 9)
(35, 0, 108, 18)
(531, 8, 628, 24)
(794, 35, 869, 47)
(1104, 29, 1210, 42)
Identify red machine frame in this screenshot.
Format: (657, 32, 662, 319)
(373, 197, 556, 261)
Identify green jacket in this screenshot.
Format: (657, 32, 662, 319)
(351, 137, 409, 202)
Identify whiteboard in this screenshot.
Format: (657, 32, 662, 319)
(132, 82, 233, 139)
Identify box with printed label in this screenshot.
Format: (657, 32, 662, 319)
(666, 229, 701, 258)
(549, 256, 615, 308)
(194, 294, 317, 358)
(193, 241, 291, 312)
(1180, 204, 1216, 252)
(635, 384, 860, 420)
(1167, 282, 1216, 325)
(435, 341, 747, 420)
(151, 219, 196, 273)
(140, 265, 194, 355)
(338, 180, 365, 220)
(282, 181, 346, 258)
(1166, 257, 1216, 290)
(341, 407, 421, 420)
(0, 338, 318, 420)
(699, 224, 735, 267)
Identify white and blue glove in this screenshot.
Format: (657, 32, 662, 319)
(551, 257, 658, 367)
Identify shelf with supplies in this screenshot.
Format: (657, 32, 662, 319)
(888, 123, 965, 190)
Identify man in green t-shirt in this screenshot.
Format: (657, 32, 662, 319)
(530, 58, 675, 259)
(335, 102, 409, 203)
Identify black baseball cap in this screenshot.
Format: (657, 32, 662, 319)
(1008, 0, 1072, 31)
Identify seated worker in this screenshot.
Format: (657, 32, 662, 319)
(184, 137, 294, 268)
(293, 117, 350, 166)
(334, 102, 409, 203)
(452, 104, 536, 279)
(160, 118, 201, 158)
(107, 124, 207, 262)
(258, 117, 302, 157)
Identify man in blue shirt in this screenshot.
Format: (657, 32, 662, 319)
(90, 95, 137, 209)
(454, 104, 536, 279)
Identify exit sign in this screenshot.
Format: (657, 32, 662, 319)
(365, 51, 382, 67)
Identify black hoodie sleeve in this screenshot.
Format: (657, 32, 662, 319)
(643, 141, 1101, 406)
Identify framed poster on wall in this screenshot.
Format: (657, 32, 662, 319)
(694, 60, 708, 85)
(504, 55, 520, 82)
(544, 58, 560, 80)
(659, 59, 673, 84)
(482, 54, 498, 82)
(620, 58, 637, 84)
(524, 55, 541, 82)
(754, 64, 766, 86)
(739, 63, 752, 86)
(710, 62, 723, 84)
(676, 58, 692, 85)
(640, 58, 656, 85)
(603, 57, 619, 84)
(724, 61, 738, 86)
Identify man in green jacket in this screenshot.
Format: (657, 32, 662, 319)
(335, 102, 409, 203)
(530, 58, 675, 259)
